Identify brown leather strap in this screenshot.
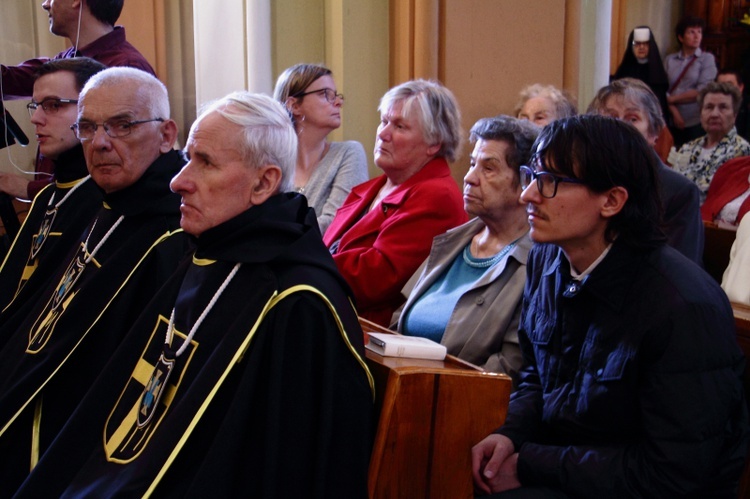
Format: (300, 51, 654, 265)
(669, 55, 698, 94)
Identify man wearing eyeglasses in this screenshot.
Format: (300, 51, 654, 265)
(0, 57, 106, 318)
(472, 115, 747, 497)
(14, 91, 374, 499)
(1, 0, 156, 202)
(0, 66, 191, 494)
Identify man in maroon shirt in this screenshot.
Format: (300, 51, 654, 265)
(1, 0, 155, 200)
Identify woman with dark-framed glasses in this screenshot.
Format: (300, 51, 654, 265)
(273, 63, 368, 234)
(472, 115, 747, 498)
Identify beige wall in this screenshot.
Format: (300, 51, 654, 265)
(272, 0, 326, 75)
(442, 0, 567, 185)
(272, 0, 390, 178)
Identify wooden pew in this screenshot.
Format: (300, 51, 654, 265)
(733, 302, 750, 499)
(703, 221, 737, 284)
(360, 318, 512, 499)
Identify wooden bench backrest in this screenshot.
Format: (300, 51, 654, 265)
(703, 221, 737, 284)
(360, 318, 512, 499)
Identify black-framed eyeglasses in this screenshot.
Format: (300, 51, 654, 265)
(292, 88, 344, 103)
(70, 118, 164, 140)
(26, 97, 78, 118)
(519, 165, 586, 199)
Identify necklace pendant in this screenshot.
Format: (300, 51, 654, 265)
(137, 349, 175, 428)
(52, 251, 86, 310)
(30, 208, 58, 260)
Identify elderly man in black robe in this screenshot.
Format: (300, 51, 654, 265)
(0, 66, 191, 494)
(16, 91, 374, 498)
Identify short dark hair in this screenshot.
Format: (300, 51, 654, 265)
(699, 81, 742, 115)
(85, 0, 123, 27)
(470, 116, 539, 184)
(717, 68, 744, 87)
(675, 16, 705, 43)
(34, 57, 107, 92)
(532, 115, 665, 249)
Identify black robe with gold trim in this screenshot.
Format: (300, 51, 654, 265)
(16, 193, 374, 498)
(0, 144, 101, 317)
(0, 150, 192, 496)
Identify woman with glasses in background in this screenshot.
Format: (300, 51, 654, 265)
(274, 64, 368, 234)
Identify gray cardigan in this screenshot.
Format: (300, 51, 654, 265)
(300, 140, 368, 235)
(394, 217, 531, 380)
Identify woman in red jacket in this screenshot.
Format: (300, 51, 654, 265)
(323, 79, 468, 326)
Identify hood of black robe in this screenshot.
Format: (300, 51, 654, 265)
(53, 144, 88, 183)
(194, 192, 350, 292)
(100, 149, 185, 217)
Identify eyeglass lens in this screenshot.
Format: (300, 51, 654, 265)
(323, 89, 343, 103)
(520, 166, 555, 198)
(27, 98, 76, 117)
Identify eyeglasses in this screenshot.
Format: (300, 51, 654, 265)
(26, 97, 78, 118)
(70, 118, 164, 140)
(632, 41, 649, 47)
(519, 165, 586, 199)
(292, 88, 344, 103)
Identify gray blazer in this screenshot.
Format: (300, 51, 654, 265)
(393, 217, 531, 381)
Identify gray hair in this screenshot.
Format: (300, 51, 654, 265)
(469, 116, 540, 179)
(80, 66, 170, 119)
(514, 83, 577, 120)
(379, 79, 462, 162)
(699, 81, 743, 116)
(198, 92, 297, 193)
(586, 78, 665, 138)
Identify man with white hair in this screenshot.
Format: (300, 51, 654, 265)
(0, 67, 190, 494)
(16, 92, 374, 498)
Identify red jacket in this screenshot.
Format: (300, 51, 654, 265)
(701, 156, 750, 225)
(324, 157, 467, 326)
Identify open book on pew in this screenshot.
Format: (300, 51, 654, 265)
(366, 332, 447, 360)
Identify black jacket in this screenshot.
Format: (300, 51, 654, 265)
(498, 241, 748, 498)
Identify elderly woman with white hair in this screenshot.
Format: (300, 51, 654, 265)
(324, 79, 468, 326)
(515, 83, 577, 127)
